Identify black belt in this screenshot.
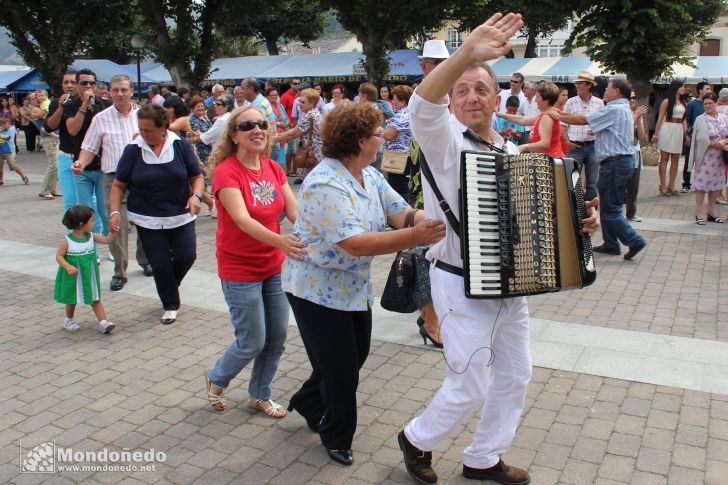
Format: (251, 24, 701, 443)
(574, 140, 595, 145)
(434, 260, 464, 277)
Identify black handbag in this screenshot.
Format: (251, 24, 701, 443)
(380, 246, 431, 313)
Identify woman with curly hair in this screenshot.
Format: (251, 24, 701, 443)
(282, 102, 445, 466)
(204, 106, 305, 416)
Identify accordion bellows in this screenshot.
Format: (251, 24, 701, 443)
(460, 151, 596, 298)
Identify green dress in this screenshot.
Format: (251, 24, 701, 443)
(54, 232, 101, 304)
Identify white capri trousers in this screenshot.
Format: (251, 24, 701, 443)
(404, 265, 532, 469)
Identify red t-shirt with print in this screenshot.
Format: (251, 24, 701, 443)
(212, 155, 287, 282)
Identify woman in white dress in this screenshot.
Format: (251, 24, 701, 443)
(652, 81, 688, 196)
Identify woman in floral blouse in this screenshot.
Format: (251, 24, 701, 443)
(273, 88, 323, 184)
(282, 102, 445, 467)
(383, 85, 414, 197)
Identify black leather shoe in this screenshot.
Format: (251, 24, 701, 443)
(141, 264, 154, 277)
(593, 245, 620, 256)
(326, 449, 353, 466)
(624, 240, 647, 260)
(286, 403, 322, 432)
(109, 276, 127, 291)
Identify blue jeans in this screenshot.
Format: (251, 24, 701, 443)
(567, 143, 599, 201)
(597, 155, 646, 252)
(57, 152, 77, 213)
(74, 169, 107, 234)
(208, 274, 288, 400)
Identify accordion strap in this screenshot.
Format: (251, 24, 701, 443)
(419, 148, 461, 236)
(418, 130, 504, 237)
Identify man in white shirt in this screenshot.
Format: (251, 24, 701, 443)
(72, 74, 150, 291)
(397, 14, 599, 485)
(563, 71, 604, 200)
(233, 86, 248, 110)
(520, 80, 540, 143)
(497, 72, 527, 113)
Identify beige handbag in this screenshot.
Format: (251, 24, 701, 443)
(380, 149, 409, 174)
(642, 143, 660, 166)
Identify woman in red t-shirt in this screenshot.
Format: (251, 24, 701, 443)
(500, 82, 566, 157)
(204, 106, 306, 416)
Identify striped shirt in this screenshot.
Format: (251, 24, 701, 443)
(586, 98, 634, 162)
(521, 96, 540, 132)
(81, 104, 139, 173)
(252, 94, 277, 125)
(564, 95, 604, 142)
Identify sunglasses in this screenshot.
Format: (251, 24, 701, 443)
(79, 80, 97, 86)
(629, 96, 636, 100)
(235, 120, 268, 131)
(510, 80, 521, 83)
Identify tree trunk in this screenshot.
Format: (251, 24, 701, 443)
(360, 30, 388, 86)
(168, 61, 193, 90)
(265, 35, 280, 56)
(524, 31, 538, 58)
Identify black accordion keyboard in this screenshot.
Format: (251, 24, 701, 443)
(460, 151, 596, 298)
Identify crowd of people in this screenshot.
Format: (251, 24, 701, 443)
(4, 10, 727, 483)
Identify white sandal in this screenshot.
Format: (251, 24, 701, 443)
(204, 370, 225, 411)
(248, 398, 286, 418)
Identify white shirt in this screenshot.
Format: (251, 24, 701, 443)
(563, 94, 604, 142)
(521, 96, 540, 132)
(200, 111, 231, 147)
(234, 100, 250, 110)
(81, 104, 139, 173)
(498, 89, 527, 114)
(409, 92, 519, 268)
(126, 131, 196, 230)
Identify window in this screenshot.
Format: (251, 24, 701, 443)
(700, 39, 720, 56)
(447, 28, 463, 49)
(537, 43, 563, 58)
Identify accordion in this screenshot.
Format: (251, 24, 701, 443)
(460, 151, 596, 298)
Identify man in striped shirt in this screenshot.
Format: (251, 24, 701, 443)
(72, 73, 150, 291)
(550, 78, 647, 261)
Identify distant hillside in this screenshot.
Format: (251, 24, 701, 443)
(0, 28, 24, 65)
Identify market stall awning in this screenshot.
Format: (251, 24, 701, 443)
(0, 68, 35, 92)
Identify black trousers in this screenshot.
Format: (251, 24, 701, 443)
(21, 123, 38, 152)
(625, 153, 642, 219)
(136, 221, 196, 311)
(286, 293, 371, 450)
(682, 142, 692, 189)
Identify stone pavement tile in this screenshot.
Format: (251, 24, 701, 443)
(675, 423, 708, 447)
(706, 437, 728, 462)
(709, 418, 728, 440)
(642, 426, 677, 451)
(598, 454, 635, 482)
(581, 418, 616, 441)
(667, 465, 705, 485)
(672, 443, 706, 470)
(191, 467, 237, 485)
(533, 443, 571, 469)
(570, 436, 607, 463)
(607, 432, 641, 458)
(636, 446, 672, 475)
(614, 415, 646, 436)
(706, 459, 728, 485)
(560, 459, 598, 485)
(632, 470, 668, 485)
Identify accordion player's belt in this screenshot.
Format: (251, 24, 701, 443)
(434, 259, 464, 277)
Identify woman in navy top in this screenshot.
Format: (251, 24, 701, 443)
(108, 104, 204, 325)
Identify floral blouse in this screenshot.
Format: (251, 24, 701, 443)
(385, 107, 412, 153)
(296, 109, 323, 163)
(189, 114, 212, 165)
(282, 157, 409, 311)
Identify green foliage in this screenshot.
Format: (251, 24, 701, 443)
(454, 0, 579, 57)
(220, 0, 328, 55)
(323, 0, 454, 85)
(75, 6, 154, 64)
(0, 0, 132, 93)
(564, 0, 723, 82)
(141, 0, 228, 89)
(214, 34, 262, 59)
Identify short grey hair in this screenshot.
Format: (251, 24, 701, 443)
(243, 77, 261, 94)
(719, 88, 728, 103)
(462, 62, 499, 95)
(148, 84, 160, 94)
(524, 80, 538, 90)
(109, 74, 133, 89)
(212, 83, 224, 94)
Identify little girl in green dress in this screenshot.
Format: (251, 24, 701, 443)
(54, 205, 116, 333)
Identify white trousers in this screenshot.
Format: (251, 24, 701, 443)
(404, 265, 532, 469)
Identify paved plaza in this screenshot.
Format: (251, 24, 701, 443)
(1, 151, 728, 484)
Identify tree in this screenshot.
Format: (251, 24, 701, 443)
(454, 1, 581, 58)
(76, 9, 155, 65)
(0, 0, 129, 94)
(323, 1, 456, 85)
(140, 0, 228, 89)
(564, 0, 723, 105)
(221, 0, 328, 56)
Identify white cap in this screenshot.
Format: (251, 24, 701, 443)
(419, 40, 450, 60)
